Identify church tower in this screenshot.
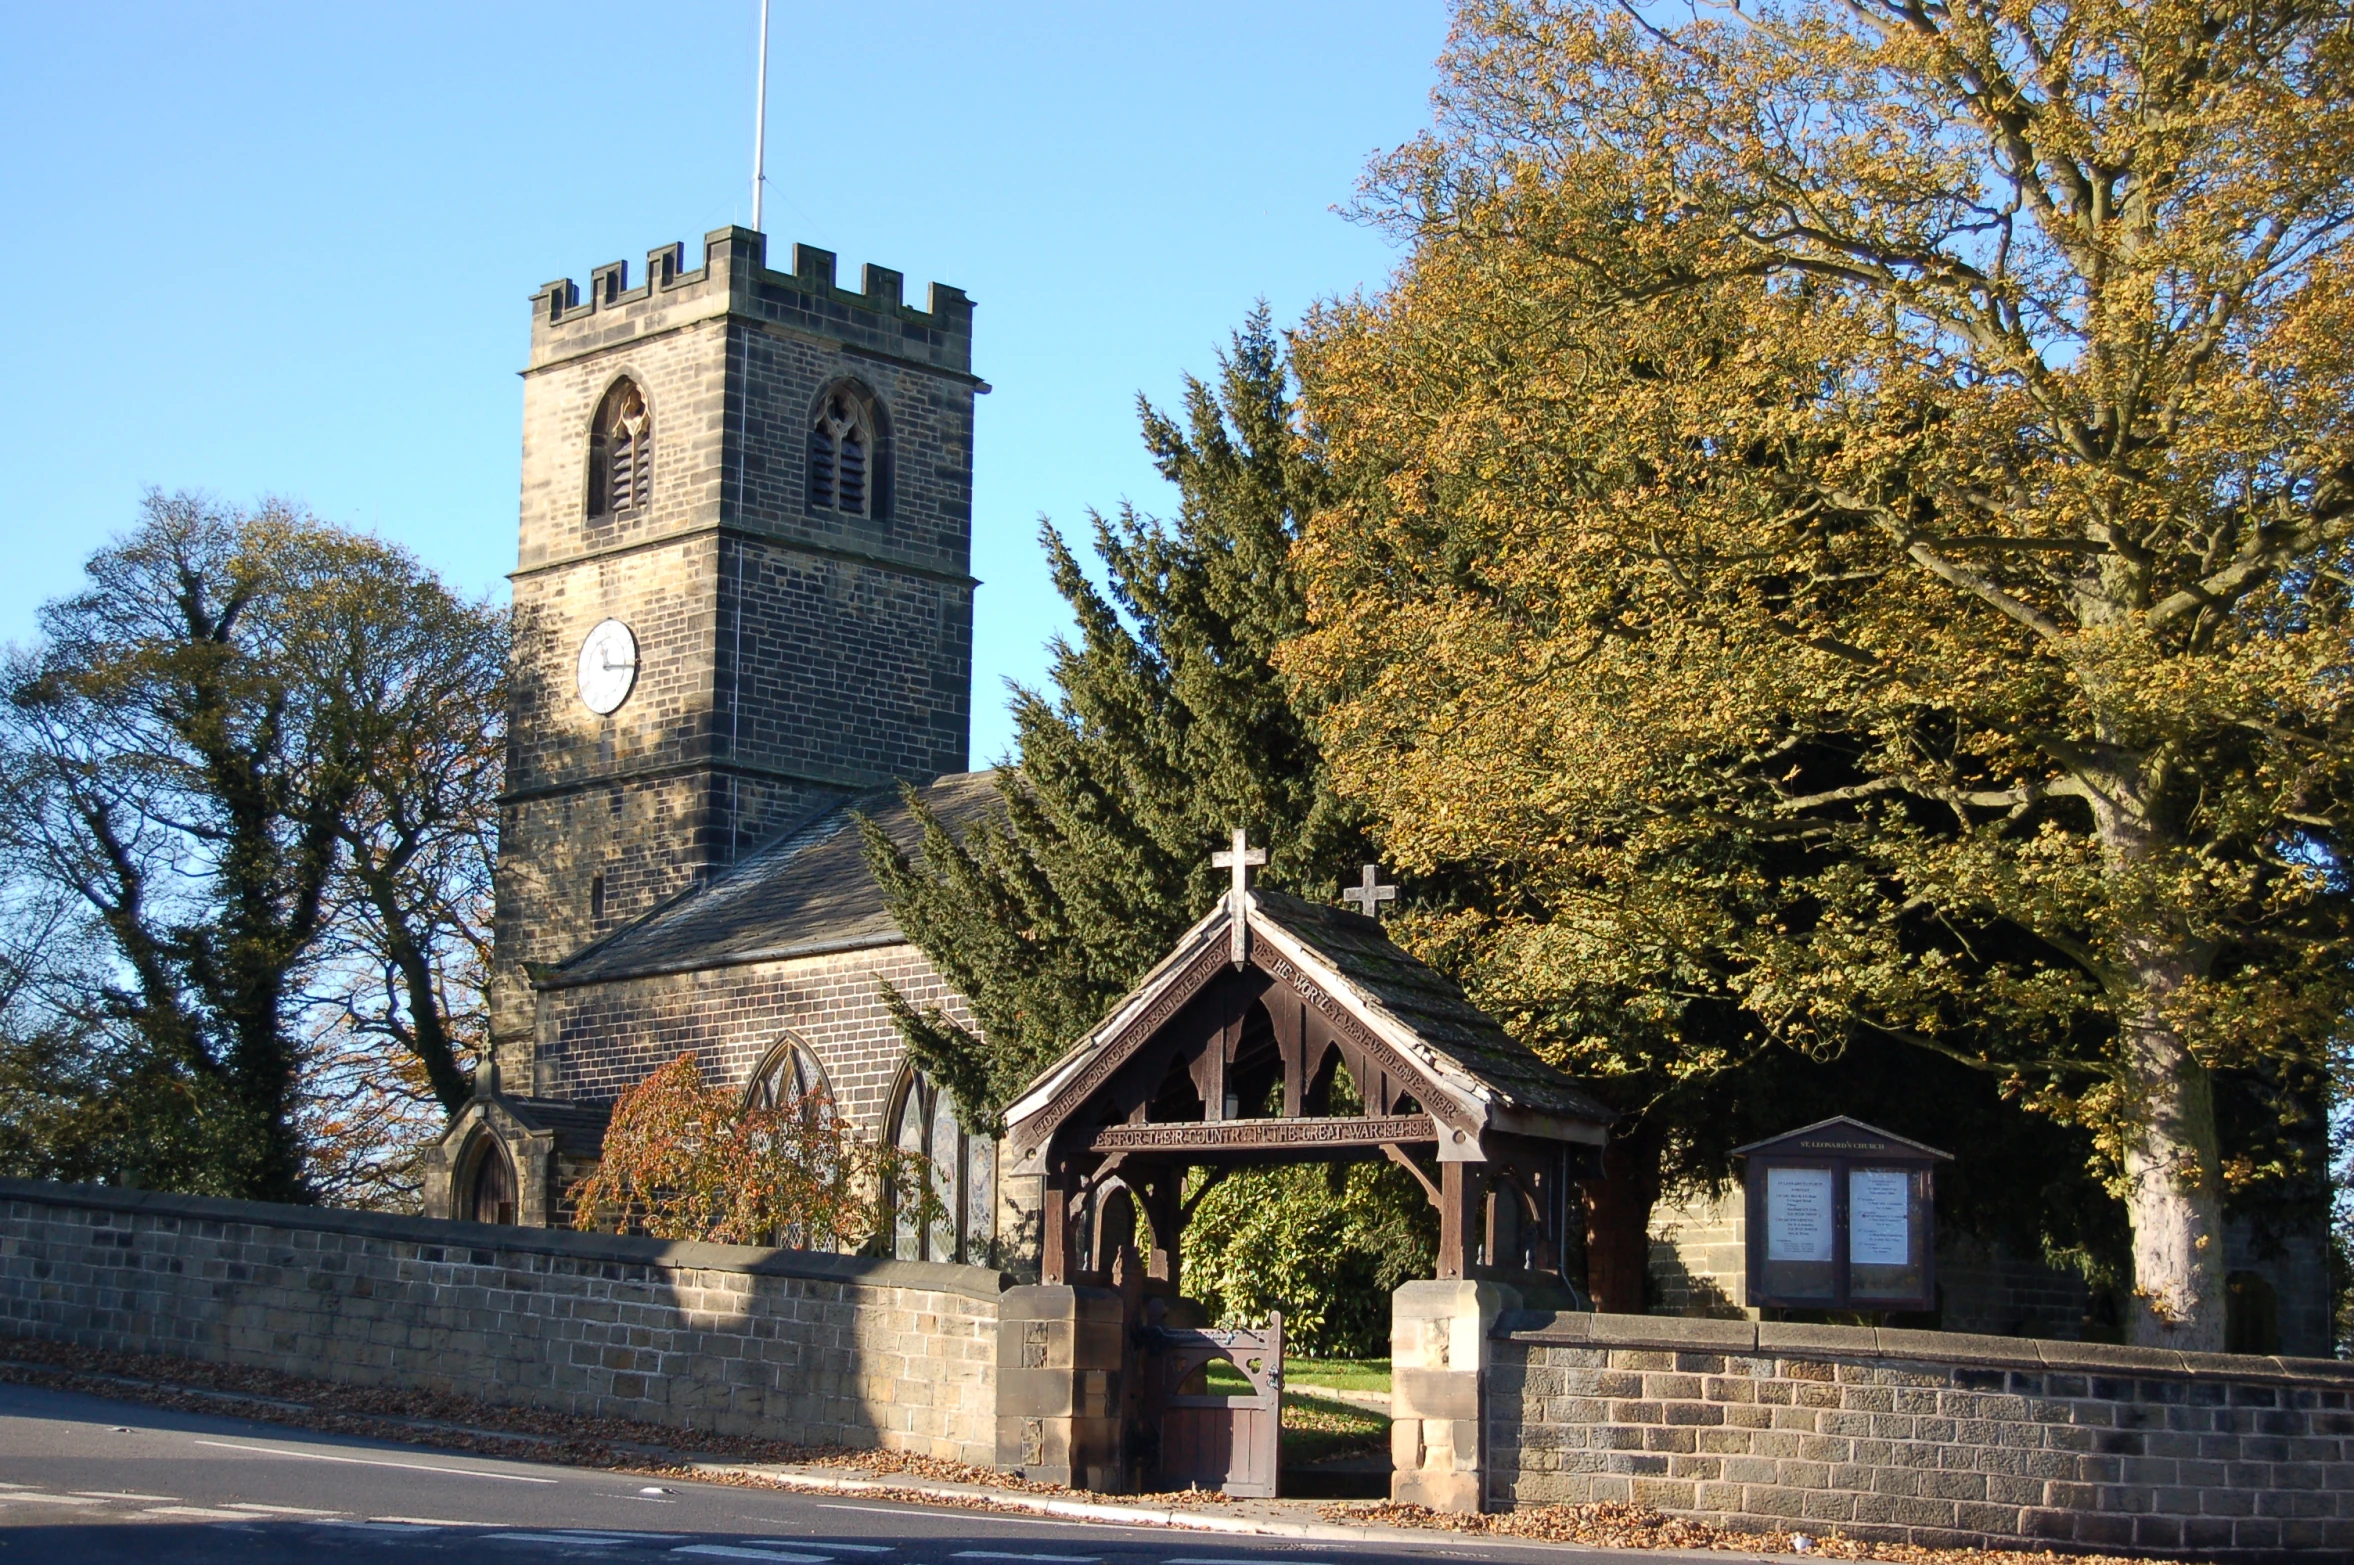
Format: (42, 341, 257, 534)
(490, 227, 978, 1079)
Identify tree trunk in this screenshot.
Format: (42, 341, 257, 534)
(2097, 800, 2227, 1352)
(2116, 964, 2228, 1352)
(1585, 1112, 1666, 1313)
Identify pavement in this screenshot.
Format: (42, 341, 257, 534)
(0, 1379, 1792, 1565)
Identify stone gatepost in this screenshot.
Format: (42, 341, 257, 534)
(1390, 1279, 1518, 1512)
(995, 1284, 1126, 1491)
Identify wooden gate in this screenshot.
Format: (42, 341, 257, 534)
(1136, 1314, 1283, 1497)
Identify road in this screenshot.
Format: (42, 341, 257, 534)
(0, 1381, 1599, 1565)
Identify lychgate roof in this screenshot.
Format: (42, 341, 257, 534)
(1250, 890, 1606, 1122)
(1004, 885, 1611, 1166)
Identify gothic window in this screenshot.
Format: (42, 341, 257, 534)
(744, 1035, 837, 1251)
(889, 1068, 994, 1265)
(745, 1034, 830, 1115)
(588, 379, 652, 519)
(468, 1138, 517, 1226)
(808, 385, 884, 518)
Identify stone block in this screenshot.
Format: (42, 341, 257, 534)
(1585, 1314, 1757, 1352)
(1395, 1367, 1481, 1420)
(1392, 1470, 1481, 1512)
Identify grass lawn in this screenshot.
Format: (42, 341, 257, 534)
(1280, 1388, 1388, 1467)
(1284, 1357, 1391, 1393)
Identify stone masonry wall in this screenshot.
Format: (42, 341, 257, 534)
(533, 946, 1040, 1276)
(540, 944, 968, 1132)
(1491, 1312, 2354, 1560)
(0, 1180, 1002, 1465)
(493, 226, 978, 1065)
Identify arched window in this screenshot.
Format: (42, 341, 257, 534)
(744, 1035, 837, 1251)
(889, 1068, 995, 1265)
(588, 379, 652, 519)
(467, 1137, 517, 1226)
(745, 1034, 830, 1115)
(808, 385, 884, 518)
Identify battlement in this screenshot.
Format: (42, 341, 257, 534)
(527, 227, 973, 376)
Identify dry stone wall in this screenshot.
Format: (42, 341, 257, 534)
(0, 1180, 1002, 1464)
(1491, 1312, 2354, 1560)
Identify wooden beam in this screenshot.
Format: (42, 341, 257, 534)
(1041, 1162, 1072, 1285)
(1437, 1159, 1477, 1280)
(1382, 1142, 1442, 1206)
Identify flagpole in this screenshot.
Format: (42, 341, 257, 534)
(750, 0, 771, 233)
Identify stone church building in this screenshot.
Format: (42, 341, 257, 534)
(421, 226, 1012, 1266)
(415, 223, 2330, 1358)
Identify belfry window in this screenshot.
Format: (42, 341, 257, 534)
(808, 389, 875, 517)
(890, 1068, 994, 1265)
(588, 379, 652, 519)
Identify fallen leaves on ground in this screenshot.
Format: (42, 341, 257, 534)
(1325, 1501, 2158, 1564)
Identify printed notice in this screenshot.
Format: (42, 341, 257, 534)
(1766, 1166, 1834, 1262)
(1849, 1168, 1912, 1266)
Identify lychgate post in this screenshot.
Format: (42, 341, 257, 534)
(1389, 1278, 1517, 1512)
(994, 1283, 1126, 1490)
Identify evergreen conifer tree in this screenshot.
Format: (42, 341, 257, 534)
(862, 310, 1362, 1123)
(862, 316, 1434, 1348)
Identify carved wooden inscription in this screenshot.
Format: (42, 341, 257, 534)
(1013, 940, 1231, 1159)
(1261, 953, 1472, 1135)
(1086, 1114, 1436, 1154)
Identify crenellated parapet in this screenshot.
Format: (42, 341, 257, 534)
(526, 226, 974, 378)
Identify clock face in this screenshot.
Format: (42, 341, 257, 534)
(575, 618, 639, 715)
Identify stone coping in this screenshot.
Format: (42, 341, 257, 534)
(0, 1179, 1009, 1302)
(1493, 1307, 2354, 1387)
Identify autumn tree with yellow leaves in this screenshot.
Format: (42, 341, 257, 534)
(1289, 0, 2353, 1347)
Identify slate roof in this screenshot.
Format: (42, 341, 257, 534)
(1251, 889, 1613, 1124)
(501, 1096, 614, 1158)
(544, 770, 1003, 987)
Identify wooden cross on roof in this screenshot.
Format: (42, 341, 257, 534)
(1210, 827, 1266, 967)
(1342, 863, 1398, 921)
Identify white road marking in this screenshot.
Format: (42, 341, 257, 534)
(0, 1492, 108, 1506)
(190, 1436, 561, 1483)
(1163, 1559, 1285, 1563)
(140, 1505, 262, 1520)
(225, 1501, 347, 1516)
(671, 1549, 838, 1563)
(738, 1546, 893, 1555)
(951, 1553, 1102, 1563)
(71, 1490, 182, 1501)
(485, 1534, 632, 1547)
(373, 1515, 500, 1527)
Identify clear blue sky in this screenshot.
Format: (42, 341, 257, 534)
(0, 2, 1447, 763)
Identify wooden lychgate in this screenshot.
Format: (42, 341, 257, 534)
(998, 847, 1614, 1495)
